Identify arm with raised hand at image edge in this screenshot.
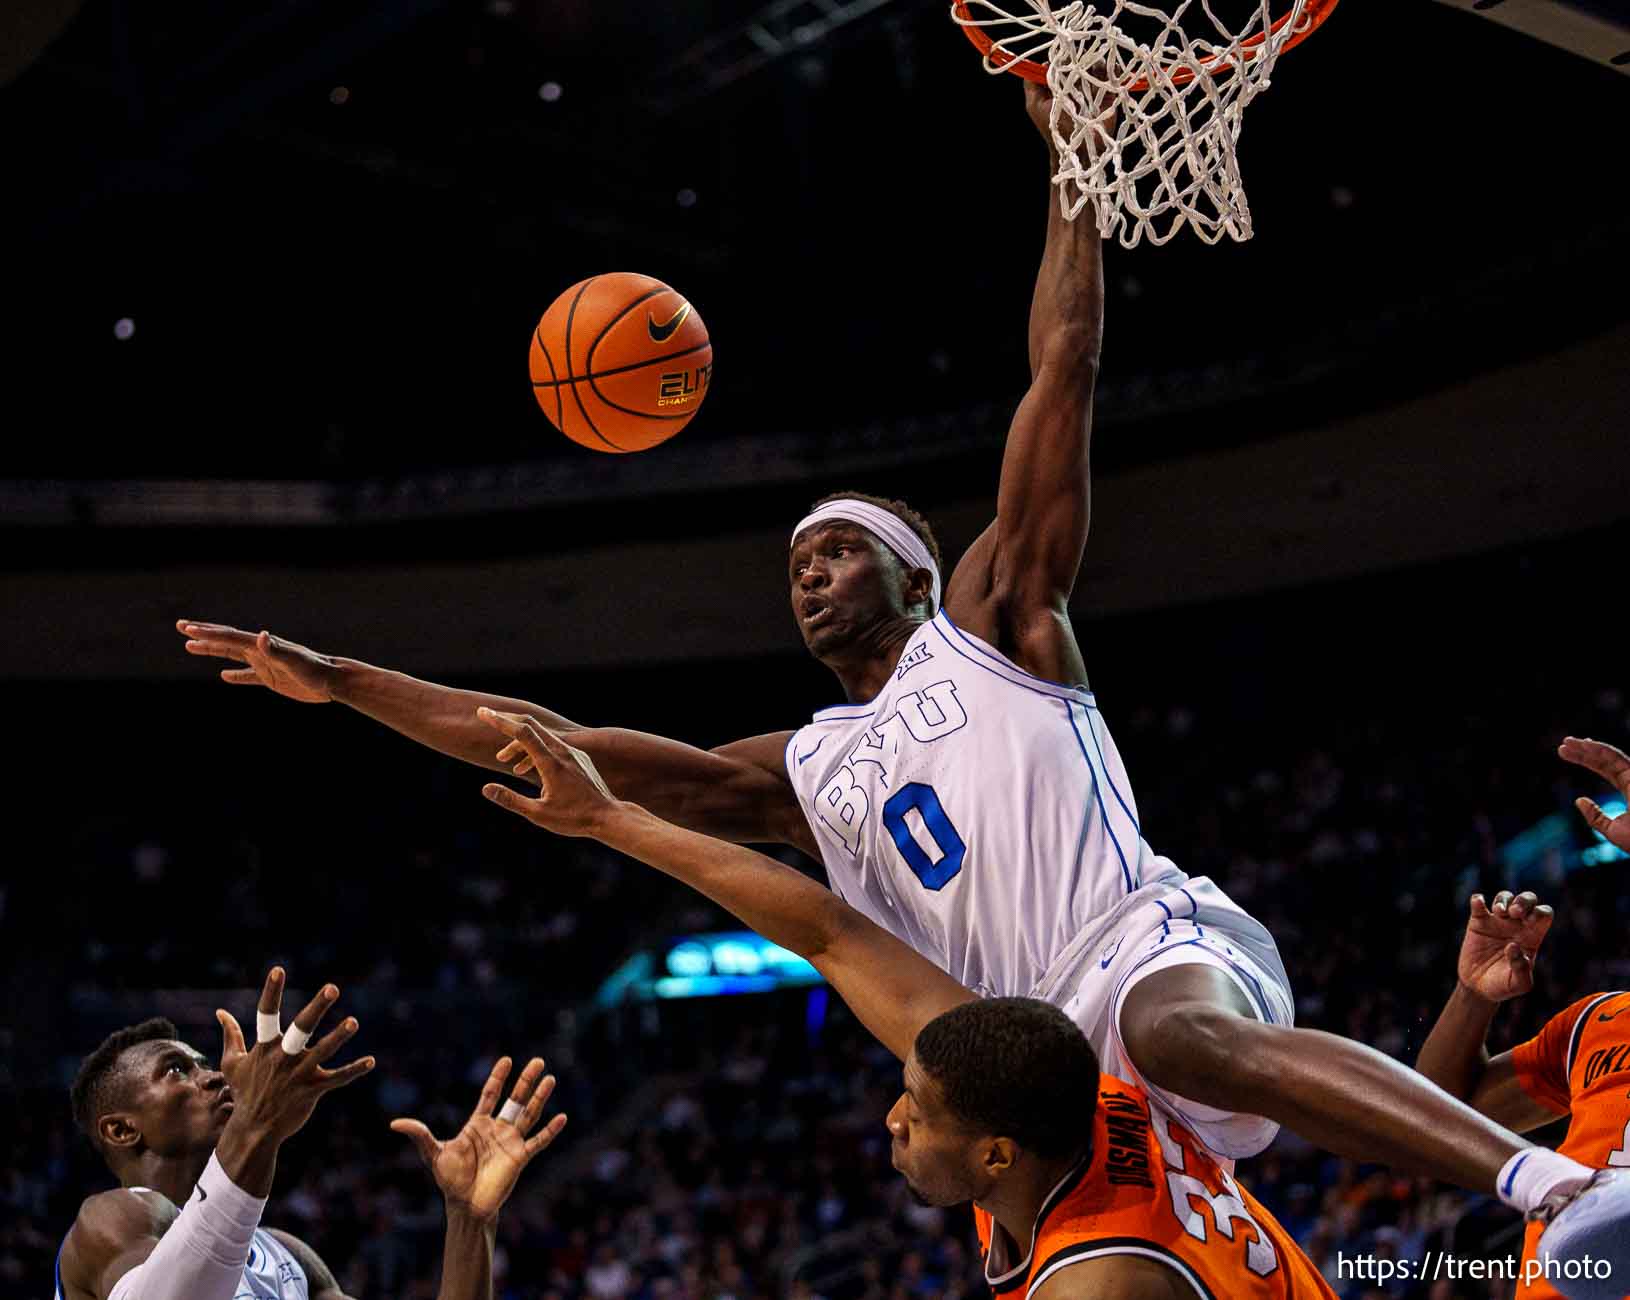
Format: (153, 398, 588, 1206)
(942, 81, 1105, 686)
(175, 621, 806, 847)
(1415, 891, 1561, 1134)
(476, 710, 975, 1063)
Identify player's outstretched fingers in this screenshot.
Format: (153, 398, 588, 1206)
(316, 1055, 375, 1092)
(180, 622, 257, 659)
(389, 1117, 440, 1168)
(516, 1070, 558, 1136)
(217, 1009, 248, 1063)
(476, 708, 563, 764)
(526, 1111, 568, 1158)
(496, 1058, 544, 1127)
(475, 1057, 514, 1120)
(1491, 890, 1513, 915)
(305, 1015, 360, 1067)
(282, 983, 339, 1055)
(255, 967, 286, 1045)
(183, 638, 250, 663)
(497, 744, 540, 781)
(1575, 796, 1630, 851)
(1509, 891, 1538, 921)
(1559, 736, 1630, 791)
(1469, 893, 1490, 920)
(498, 1058, 548, 1129)
(482, 782, 543, 824)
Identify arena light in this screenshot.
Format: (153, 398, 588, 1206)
(595, 930, 824, 1006)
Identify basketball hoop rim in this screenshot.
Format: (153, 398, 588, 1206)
(951, 0, 1341, 91)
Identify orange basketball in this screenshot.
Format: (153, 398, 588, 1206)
(529, 272, 712, 453)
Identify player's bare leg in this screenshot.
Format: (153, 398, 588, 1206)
(1120, 965, 1522, 1188)
(1121, 963, 1630, 1299)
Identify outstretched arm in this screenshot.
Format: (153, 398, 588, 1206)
(1415, 891, 1560, 1133)
(176, 621, 805, 847)
(478, 711, 975, 1062)
(943, 83, 1104, 676)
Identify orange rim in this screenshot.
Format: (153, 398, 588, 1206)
(952, 0, 1340, 92)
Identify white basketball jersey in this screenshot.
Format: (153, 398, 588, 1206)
(785, 610, 1188, 999)
(54, 1201, 308, 1300)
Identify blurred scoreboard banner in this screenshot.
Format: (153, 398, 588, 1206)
(596, 930, 827, 1006)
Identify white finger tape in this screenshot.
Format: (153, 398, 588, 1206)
(281, 1024, 312, 1055)
(256, 1012, 282, 1044)
(497, 1099, 524, 1125)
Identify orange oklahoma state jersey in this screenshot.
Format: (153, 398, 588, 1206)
(1510, 990, 1630, 1300)
(973, 1076, 1334, 1299)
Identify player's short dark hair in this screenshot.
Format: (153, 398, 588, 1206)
(810, 490, 944, 576)
(70, 1018, 178, 1150)
(913, 998, 1098, 1160)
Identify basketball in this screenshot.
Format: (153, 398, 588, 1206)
(529, 272, 713, 453)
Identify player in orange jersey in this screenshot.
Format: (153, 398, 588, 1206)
(476, 709, 1337, 1299)
(1416, 736, 1630, 1300)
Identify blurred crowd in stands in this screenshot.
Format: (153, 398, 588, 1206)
(3, 585, 1625, 1299)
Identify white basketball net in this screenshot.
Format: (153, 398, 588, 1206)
(953, 0, 1313, 247)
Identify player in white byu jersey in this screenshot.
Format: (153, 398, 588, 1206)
(55, 968, 565, 1300)
(179, 83, 1603, 1227)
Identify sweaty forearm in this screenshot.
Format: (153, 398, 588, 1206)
(328, 659, 583, 774)
(329, 662, 771, 835)
(432, 1210, 497, 1300)
(1415, 984, 1499, 1102)
(1027, 154, 1104, 379)
(588, 802, 971, 1060)
(593, 801, 846, 957)
(211, 1123, 281, 1200)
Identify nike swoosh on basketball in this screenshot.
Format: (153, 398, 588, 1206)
(647, 302, 691, 343)
(1601, 1008, 1628, 1022)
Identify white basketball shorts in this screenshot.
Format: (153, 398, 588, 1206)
(1040, 876, 1296, 1162)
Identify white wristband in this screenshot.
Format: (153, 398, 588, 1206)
(280, 1024, 311, 1055)
(255, 1012, 281, 1044)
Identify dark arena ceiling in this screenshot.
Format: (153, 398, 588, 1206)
(3, 0, 1627, 484)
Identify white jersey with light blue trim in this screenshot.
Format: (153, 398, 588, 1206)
(784, 609, 1189, 999)
(53, 1210, 308, 1300)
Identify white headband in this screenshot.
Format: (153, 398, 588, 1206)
(791, 500, 941, 613)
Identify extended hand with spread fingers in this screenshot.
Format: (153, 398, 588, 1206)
(177, 621, 338, 704)
(391, 1056, 568, 1223)
(216, 967, 375, 1146)
(478, 708, 615, 837)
